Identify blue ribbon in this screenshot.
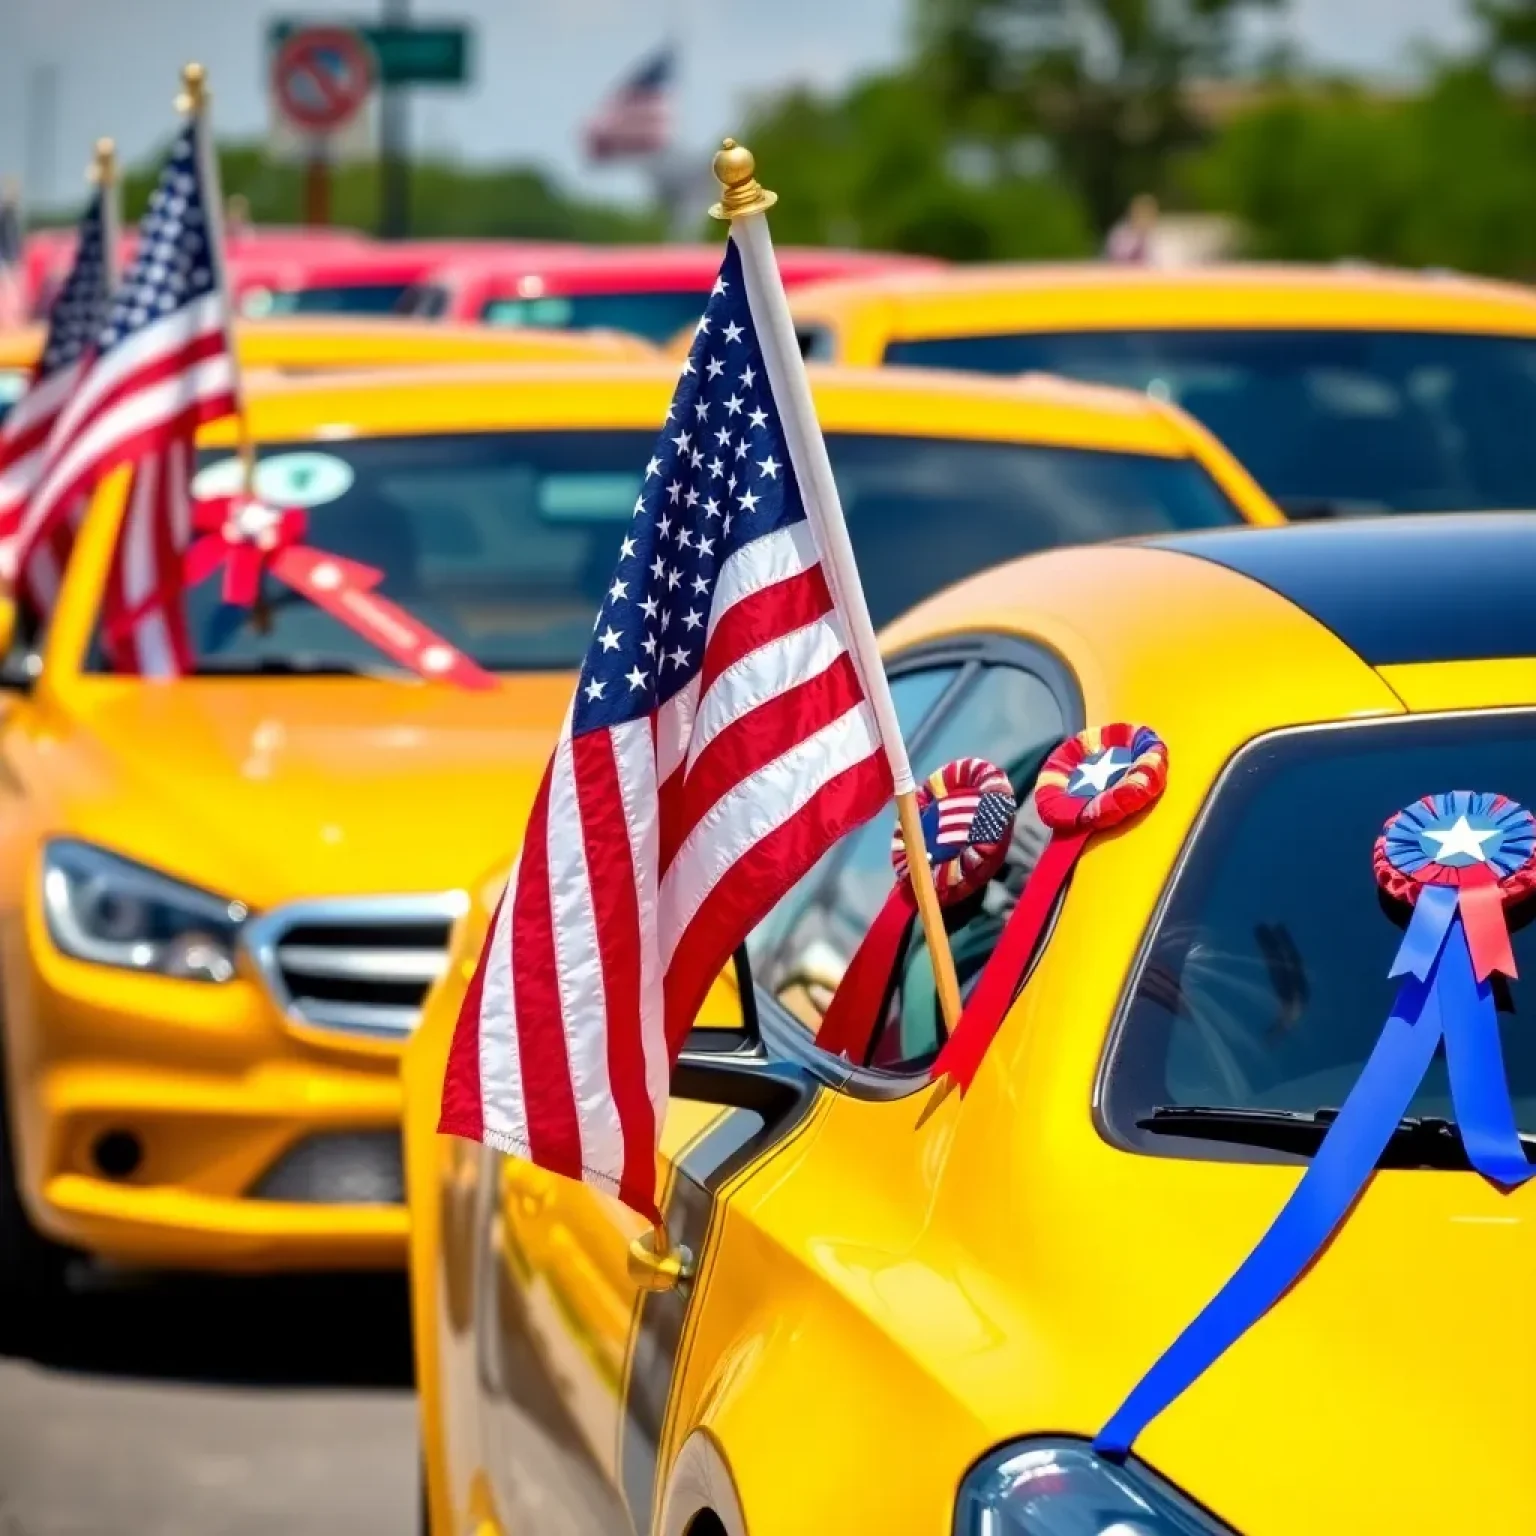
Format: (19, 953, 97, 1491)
(1095, 893, 1531, 1460)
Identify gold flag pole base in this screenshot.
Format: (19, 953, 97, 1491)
(627, 1220, 696, 1293)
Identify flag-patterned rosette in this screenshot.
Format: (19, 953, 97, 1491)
(1095, 789, 1536, 1461)
(816, 758, 1017, 1062)
(931, 723, 1168, 1094)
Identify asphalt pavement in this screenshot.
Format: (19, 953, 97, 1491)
(0, 1267, 418, 1536)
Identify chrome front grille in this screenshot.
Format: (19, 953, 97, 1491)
(244, 892, 468, 1040)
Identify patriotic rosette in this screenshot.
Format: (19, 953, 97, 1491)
(932, 723, 1168, 1094)
(1095, 789, 1536, 1461)
(816, 757, 1018, 1062)
(1034, 723, 1169, 833)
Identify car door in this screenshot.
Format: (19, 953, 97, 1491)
(465, 656, 973, 1535)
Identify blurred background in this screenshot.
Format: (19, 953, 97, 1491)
(1, 0, 1530, 272)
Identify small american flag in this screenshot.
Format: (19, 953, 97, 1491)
(12, 117, 237, 661)
(440, 237, 892, 1217)
(583, 47, 675, 163)
(0, 185, 113, 586)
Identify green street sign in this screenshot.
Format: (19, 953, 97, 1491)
(268, 19, 472, 85)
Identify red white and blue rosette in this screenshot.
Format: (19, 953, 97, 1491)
(1096, 788, 1536, 1461)
(931, 723, 1169, 1094)
(816, 757, 1017, 1062)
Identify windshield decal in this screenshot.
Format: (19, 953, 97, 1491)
(193, 451, 356, 509)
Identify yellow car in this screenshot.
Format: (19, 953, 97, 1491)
(0, 358, 1275, 1317)
(405, 512, 1536, 1535)
(790, 262, 1536, 520)
(0, 317, 654, 420)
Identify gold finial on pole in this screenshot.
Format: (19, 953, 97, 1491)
(177, 62, 209, 115)
(90, 138, 117, 188)
(709, 138, 777, 221)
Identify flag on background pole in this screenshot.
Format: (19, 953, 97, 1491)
(0, 181, 114, 592)
(583, 47, 676, 163)
(440, 236, 892, 1218)
(11, 110, 238, 670)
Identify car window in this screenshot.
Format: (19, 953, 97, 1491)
(1101, 712, 1536, 1159)
(747, 662, 965, 996)
(753, 659, 1071, 1071)
(882, 328, 1536, 517)
(84, 431, 1237, 677)
(479, 290, 710, 343)
(263, 282, 416, 315)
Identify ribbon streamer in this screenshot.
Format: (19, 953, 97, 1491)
(815, 757, 1016, 1064)
(932, 723, 1167, 1095)
(1096, 788, 1536, 1461)
(114, 493, 495, 690)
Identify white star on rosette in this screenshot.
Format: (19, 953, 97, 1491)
(1069, 747, 1132, 797)
(1423, 815, 1500, 865)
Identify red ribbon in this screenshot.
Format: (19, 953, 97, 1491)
(930, 832, 1087, 1090)
(119, 494, 495, 690)
(931, 723, 1168, 1095)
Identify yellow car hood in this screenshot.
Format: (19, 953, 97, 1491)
(44, 676, 572, 906)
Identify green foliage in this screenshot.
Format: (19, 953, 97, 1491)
(738, 71, 1094, 259)
(1188, 66, 1536, 276)
(914, 0, 1284, 233)
(117, 142, 665, 243)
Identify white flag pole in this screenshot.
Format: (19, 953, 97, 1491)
(92, 139, 121, 295)
(177, 63, 255, 499)
(710, 140, 964, 1044)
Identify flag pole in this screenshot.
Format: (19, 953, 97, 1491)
(707, 140, 964, 1045)
(92, 139, 121, 294)
(177, 64, 255, 498)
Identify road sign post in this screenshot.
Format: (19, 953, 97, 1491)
(267, 16, 472, 237)
(270, 25, 376, 226)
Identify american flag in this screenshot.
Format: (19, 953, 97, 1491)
(583, 47, 675, 162)
(440, 237, 893, 1217)
(0, 185, 113, 586)
(12, 117, 236, 661)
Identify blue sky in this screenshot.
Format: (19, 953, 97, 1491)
(0, 0, 1477, 209)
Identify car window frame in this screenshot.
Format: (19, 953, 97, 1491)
(747, 629, 1085, 1102)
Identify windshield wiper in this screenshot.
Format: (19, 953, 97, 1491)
(1137, 1103, 1536, 1170)
(191, 655, 406, 680)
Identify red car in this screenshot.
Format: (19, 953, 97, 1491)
(242, 240, 584, 319)
(22, 225, 372, 320)
(396, 244, 947, 342)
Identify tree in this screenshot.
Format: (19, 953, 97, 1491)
(1188, 65, 1536, 277)
(116, 143, 664, 243)
(738, 69, 1094, 260)
(914, 0, 1285, 234)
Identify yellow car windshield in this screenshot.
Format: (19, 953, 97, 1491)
(87, 429, 1239, 676)
(884, 328, 1536, 518)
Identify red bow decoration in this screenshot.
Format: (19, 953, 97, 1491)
(121, 494, 495, 690)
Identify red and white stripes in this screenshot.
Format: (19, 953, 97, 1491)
(441, 518, 889, 1216)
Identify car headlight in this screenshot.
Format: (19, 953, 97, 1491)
(956, 1439, 1232, 1535)
(42, 840, 247, 983)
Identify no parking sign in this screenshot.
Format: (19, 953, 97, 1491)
(271, 25, 375, 136)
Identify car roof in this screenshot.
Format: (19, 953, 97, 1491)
(0, 319, 655, 374)
(419, 244, 942, 283)
(881, 515, 1536, 751)
(788, 261, 1536, 342)
(219, 360, 1233, 460)
(1150, 516, 1536, 667)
